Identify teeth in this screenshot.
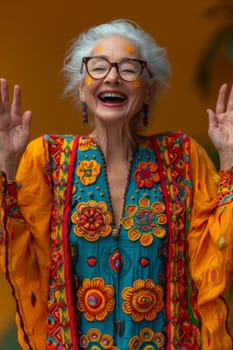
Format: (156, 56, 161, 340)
(99, 92, 125, 99)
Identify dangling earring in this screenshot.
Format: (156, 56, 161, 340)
(143, 102, 149, 127)
(81, 101, 88, 124)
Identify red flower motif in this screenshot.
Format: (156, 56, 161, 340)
(134, 161, 160, 188)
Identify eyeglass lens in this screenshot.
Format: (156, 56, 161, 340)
(85, 57, 144, 81)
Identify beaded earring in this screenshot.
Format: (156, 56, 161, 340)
(143, 102, 149, 127)
(81, 101, 88, 124)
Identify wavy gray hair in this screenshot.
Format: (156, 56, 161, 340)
(62, 19, 171, 103)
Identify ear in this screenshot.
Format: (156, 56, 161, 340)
(146, 80, 158, 100)
(77, 81, 85, 101)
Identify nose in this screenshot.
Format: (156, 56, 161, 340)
(104, 64, 121, 82)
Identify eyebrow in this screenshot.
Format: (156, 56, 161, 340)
(91, 55, 139, 62)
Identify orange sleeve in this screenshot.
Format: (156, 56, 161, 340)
(0, 136, 53, 350)
(188, 138, 233, 349)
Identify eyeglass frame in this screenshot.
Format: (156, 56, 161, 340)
(81, 56, 150, 82)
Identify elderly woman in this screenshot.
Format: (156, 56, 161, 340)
(0, 19, 233, 350)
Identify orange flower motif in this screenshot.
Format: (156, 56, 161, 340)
(122, 279, 164, 322)
(121, 198, 167, 246)
(77, 277, 115, 321)
(77, 160, 101, 185)
(129, 328, 165, 349)
(79, 136, 97, 151)
(80, 328, 119, 349)
(71, 200, 113, 241)
(134, 161, 160, 188)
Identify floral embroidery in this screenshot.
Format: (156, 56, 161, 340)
(134, 161, 160, 188)
(80, 328, 119, 349)
(77, 160, 101, 185)
(122, 279, 164, 322)
(79, 136, 97, 151)
(129, 328, 165, 349)
(217, 166, 233, 205)
(121, 198, 167, 246)
(71, 200, 113, 241)
(77, 277, 115, 321)
(110, 249, 124, 272)
(0, 227, 4, 244)
(5, 181, 23, 218)
(138, 138, 153, 151)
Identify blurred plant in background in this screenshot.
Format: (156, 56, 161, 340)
(197, 0, 233, 93)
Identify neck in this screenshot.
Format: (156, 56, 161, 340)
(89, 120, 136, 165)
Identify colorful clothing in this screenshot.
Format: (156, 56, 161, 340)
(0, 132, 233, 350)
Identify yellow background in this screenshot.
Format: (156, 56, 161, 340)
(0, 0, 232, 348)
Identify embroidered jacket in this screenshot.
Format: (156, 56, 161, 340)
(0, 132, 233, 350)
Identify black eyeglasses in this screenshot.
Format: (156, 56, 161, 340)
(81, 56, 148, 82)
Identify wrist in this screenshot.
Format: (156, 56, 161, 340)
(218, 151, 233, 170)
(0, 164, 17, 180)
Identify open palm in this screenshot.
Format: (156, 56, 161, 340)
(0, 78, 31, 176)
(207, 84, 233, 168)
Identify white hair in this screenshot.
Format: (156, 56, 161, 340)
(62, 19, 171, 103)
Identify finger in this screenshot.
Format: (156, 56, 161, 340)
(21, 110, 32, 133)
(0, 78, 10, 112)
(11, 85, 21, 117)
(207, 108, 218, 129)
(216, 83, 228, 114)
(226, 84, 233, 111)
(0, 79, 2, 106)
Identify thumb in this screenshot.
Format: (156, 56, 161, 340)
(21, 110, 32, 132)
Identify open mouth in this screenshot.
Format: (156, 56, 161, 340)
(98, 92, 127, 104)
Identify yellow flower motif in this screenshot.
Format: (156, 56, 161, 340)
(77, 277, 115, 321)
(77, 160, 101, 185)
(129, 328, 165, 349)
(79, 328, 119, 349)
(71, 200, 113, 241)
(122, 279, 164, 322)
(121, 198, 167, 247)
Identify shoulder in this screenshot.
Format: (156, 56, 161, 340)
(26, 134, 80, 158)
(144, 131, 192, 149)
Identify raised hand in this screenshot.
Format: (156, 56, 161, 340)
(0, 78, 32, 179)
(207, 83, 233, 169)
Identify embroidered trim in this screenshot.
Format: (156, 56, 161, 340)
(5, 181, 22, 218)
(62, 136, 80, 349)
(46, 135, 80, 350)
(150, 133, 201, 349)
(217, 166, 233, 205)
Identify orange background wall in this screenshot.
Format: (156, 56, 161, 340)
(0, 1, 232, 348)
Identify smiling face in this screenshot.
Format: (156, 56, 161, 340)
(78, 35, 155, 126)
